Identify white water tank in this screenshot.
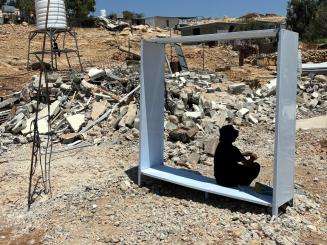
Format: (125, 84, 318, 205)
(35, 0, 67, 30)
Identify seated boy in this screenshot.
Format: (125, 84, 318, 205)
(214, 125, 260, 187)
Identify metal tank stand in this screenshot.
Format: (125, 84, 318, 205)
(27, 28, 83, 71)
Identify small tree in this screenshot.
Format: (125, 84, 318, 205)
(65, 0, 96, 26)
(108, 12, 117, 20)
(122, 10, 144, 20)
(16, 0, 35, 15)
(286, 0, 319, 39)
(307, 1, 327, 41)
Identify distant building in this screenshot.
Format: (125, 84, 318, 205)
(179, 21, 243, 36)
(179, 18, 284, 36)
(131, 18, 145, 26)
(144, 16, 180, 29)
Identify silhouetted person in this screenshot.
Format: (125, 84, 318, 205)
(214, 125, 260, 187)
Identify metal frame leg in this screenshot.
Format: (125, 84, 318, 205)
(138, 170, 142, 186)
(27, 31, 37, 69)
(69, 30, 83, 71)
(62, 31, 72, 69)
(47, 30, 54, 71)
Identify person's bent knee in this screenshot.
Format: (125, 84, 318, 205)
(253, 162, 260, 177)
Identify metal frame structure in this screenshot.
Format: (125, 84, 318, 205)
(138, 29, 299, 216)
(27, 28, 83, 71)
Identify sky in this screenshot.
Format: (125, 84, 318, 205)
(95, 0, 289, 18)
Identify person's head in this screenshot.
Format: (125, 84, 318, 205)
(219, 125, 239, 143)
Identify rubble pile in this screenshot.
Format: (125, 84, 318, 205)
(302, 49, 327, 63)
(96, 17, 129, 32)
(158, 71, 326, 167)
(0, 65, 140, 154)
(0, 65, 326, 160)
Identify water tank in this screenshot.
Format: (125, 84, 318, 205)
(100, 9, 107, 18)
(35, 0, 67, 30)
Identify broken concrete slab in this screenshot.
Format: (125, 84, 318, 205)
(88, 68, 106, 80)
(81, 79, 97, 91)
(21, 117, 49, 135)
(184, 111, 203, 120)
(236, 108, 250, 118)
(91, 101, 108, 120)
(60, 83, 72, 92)
(187, 152, 201, 165)
(59, 133, 83, 144)
(315, 75, 327, 83)
(296, 116, 327, 130)
(168, 127, 198, 143)
(262, 78, 277, 96)
(5, 112, 25, 132)
(228, 83, 246, 95)
(119, 103, 137, 128)
(0, 92, 21, 110)
(38, 100, 61, 119)
(165, 121, 178, 131)
(203, 137, 219, 156)
(65, 114, 85, 132)
(247, 113, 259, 124)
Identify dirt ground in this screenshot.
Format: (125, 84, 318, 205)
(0, 125, 326, 244)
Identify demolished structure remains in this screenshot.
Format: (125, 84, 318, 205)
(1, 0, 327, 242)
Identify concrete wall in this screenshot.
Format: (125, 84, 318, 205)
(180, 22, 239, 36)
(145, 17, 179, 28)
(179, 21, 282, 36)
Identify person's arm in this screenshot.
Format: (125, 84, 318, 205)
(243, 152, 258, 162)
(241, 152, 259, 168)
(234, 147, 250, 165)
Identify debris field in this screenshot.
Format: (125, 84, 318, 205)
(0, 23, 326, 244)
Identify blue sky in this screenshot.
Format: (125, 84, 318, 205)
(95, 0, 289, 18)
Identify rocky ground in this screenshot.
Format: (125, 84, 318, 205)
(0, 23, 326, 244)
(0, 125, 326, 244)
(0, 65, 326, 244)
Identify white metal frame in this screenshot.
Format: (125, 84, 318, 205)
(138, 29, 299, 216)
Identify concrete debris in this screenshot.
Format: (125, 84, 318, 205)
(0, 62, 326, 162)
(91, 101, 108, 120)
(165, 121, 178, 131)
(0, 92, 21, 109)
(236, 108, 250, 118)
(247, 113, 259, 124)
(203, 137, 219, 156)
(314, 75, 327, 83)
(184, 110, 203, 120)
(59, 133, 83, 144)
(261, 78, 277, 96)
(228, 83, 247, 94)
(187, 152, 201, 165)
(97, 16, 129, 31)
(296, 115, 327, 130)
(60, 83, 72, 92)
(88, 68, 106, 81)
(65, 114, 85, 132)
(169, 127, 198, 144)
(118, 103, 137, 128)
(38, 100, 61, 119)
(21, 117, 49, 135)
